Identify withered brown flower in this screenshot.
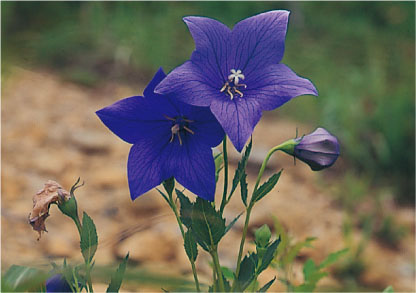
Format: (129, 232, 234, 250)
(28, 180, 70, 240)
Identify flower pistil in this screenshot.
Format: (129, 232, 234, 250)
(220, 69, 247, 100)
(164, 115, 194, 145)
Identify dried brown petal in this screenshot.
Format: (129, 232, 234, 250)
(28, 180, 70, 240)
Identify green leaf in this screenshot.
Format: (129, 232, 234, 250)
(163, 177, 175, 196)
(220, 266, 235, 281)
(303, 259, 317, 281)
(225, 212, 243, 234)
(80, 212, 98, 263)
(252, 170, 282, 202)
(258, 237, 281, 273)
(283, 237, 317, 268)
(318, 248, 349, 269)
(214, 153, 224, 183)
(240, 171, 248, 206)
(106, 252, 129, 292)
(191, 198, 226, 250)
(259, 276, 276, 292)
(184, 230, 198, 262)
(156, 188, 170, 206)
(383, 285, 394, 293)
(237, 253, 256, 291)
(176, 189, 193, 229)
(1, 265, 47, 292)
(230, 139, 252, 197)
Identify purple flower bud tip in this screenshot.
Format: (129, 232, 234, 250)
(46, 274, 71, 293)
(294, 128, 340, 171)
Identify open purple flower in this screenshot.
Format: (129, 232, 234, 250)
(46, 274, 71, 293)
(96, 68, 224, 201)
(294, 128, 340, 171)
(155, 10, 318, 152)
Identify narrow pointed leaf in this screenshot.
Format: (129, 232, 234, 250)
(163, 177, 175, 196)
(156, 188, 170, 206)
(259, 276, 276, 292)
(253, 170, 282, 203)
(240, 172, 248, 206)
(221, 266, 235, 281)
(80, 212, 98, 263)
(106, 252, 129, 292)
(318, 248, 348, 269)
(230, 139, 252, 197)
(237, 253, 256, 290)
(383, 286, 394, 293)
(184, 230, 198, 262)
(176, 189, 193, 229)
(191, 197, 226, 249)
(1, 265, 47, 292)
(214, 153, 224, 183)
(225, 212, 243, 234)
(283, 237, 317, 268)
(258, 237, 281, 273)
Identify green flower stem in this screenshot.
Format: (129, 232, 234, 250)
(252, 141, 293, 193)
(233, 142, 292, 290)
(233, 201, 253, 279)
(72, 268, 81, 293)
(72, 215, 82, 237)
(71, 214, 93, 292)
(220, 136, 228, 214)
(210, 247, 225, 292)
(168, 193, 201, 292)
(85, 263, 93, 293)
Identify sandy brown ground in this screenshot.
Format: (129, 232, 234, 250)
(2, 68, 415, 291)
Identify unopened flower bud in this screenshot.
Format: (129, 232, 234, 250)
(46, 274, 71, 292)
(292, 128, 340, 171)
(255, 224, 271, 248)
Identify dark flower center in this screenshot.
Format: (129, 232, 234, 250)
(220, 69, 247, 100)
(164, 115, 194, 146)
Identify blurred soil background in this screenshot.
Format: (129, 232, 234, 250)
(2, 2, 415, 292)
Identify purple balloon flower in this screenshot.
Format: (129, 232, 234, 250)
(155, 10, 318, 152)
(294, 128, 340, 171)
(46, 274, 71, 293)
(96, 68, 224, 201)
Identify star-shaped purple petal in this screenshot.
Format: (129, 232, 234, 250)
(96, 68, 224, 201)
(156, 10, 318, 152)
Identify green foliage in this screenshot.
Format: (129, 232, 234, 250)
(220, 266, 235, 281)
(162, 177, 175, 197)
(80, 212, 98, 263)
(383, 285, 394, 293)
(214, 153, 224, 183)
(294, 249, 348, 292)
(230, 139, 252, 199)
(374, 215, 408, 247)
(240, 172, 248, 206)
(257, 239, 281, 273)
(176, 189, 193, 229)
(184, 230, 198, 262)
(1, 265, 47, 292)
(225, 212, 243, 234)
(259, 277, 276, 292)
(237, 254, 256, 291)
(191, 198, 226, 251)
(107, 253, 129, 292)
(252, 170, 282, 203)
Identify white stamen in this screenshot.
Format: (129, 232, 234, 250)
(228, 68, 245, 85)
